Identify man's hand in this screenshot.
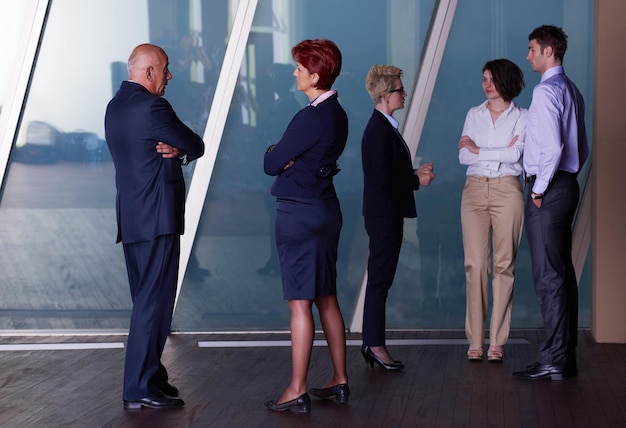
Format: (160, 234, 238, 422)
(156, 142, 183, 159)
(416, 162, 436, 186)
(283, 159, 295, 171)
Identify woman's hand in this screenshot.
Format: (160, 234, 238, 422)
(416, 162, 436, 186)
(458, 135, 479, 154)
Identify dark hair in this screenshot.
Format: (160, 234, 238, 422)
(291, 39, 342, 90)
(483, 59, 525, 102)
(528, 25, 568, 60)
(268, 63, 294, 94)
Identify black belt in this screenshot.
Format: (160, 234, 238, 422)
(524, 170, 576, 184)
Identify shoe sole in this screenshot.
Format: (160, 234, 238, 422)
(513, 373, 569, 381)
(123, 401, 184, 409)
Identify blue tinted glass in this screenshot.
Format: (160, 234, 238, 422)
(0, 0, 592, 333)
(172, 0, 436, 331)
(0, 0, 230, 330)
(387, 0, 594, 329)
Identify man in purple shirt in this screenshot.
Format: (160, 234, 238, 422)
(513, 25, 589, 381)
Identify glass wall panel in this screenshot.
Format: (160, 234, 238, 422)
(172, 0, 436, 331)
(0, 1, 34, 117)
(0, 0, 593, 333)
(387, 0, 594, 329)
(0, 0, 231, 330)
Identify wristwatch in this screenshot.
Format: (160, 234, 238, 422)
(530, 192, 543, 200)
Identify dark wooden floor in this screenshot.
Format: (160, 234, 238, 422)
(0, 329, 625, 428)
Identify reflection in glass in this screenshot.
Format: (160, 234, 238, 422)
(0, 0, 231, 330)
(393, 0, 594, 329)
(0, 0, 593, 332)
(173, 0, 436, 331)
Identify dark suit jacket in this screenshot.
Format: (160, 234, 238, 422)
(361, 109, 419, 218)
(105, 81, 205, 244)
(264, 93, 348, 199)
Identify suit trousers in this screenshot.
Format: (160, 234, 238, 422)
(122, 234, 179, 400)
(363, 216, 404, 346)
(461, 175, 524, 348)
(525, 172, 579, 366)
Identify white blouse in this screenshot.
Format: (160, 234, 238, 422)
(458, 100, 527, 177)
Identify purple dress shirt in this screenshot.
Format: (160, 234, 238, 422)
(523, 66, 589, 194)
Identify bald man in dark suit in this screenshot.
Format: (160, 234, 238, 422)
(105, 43, 204, 409)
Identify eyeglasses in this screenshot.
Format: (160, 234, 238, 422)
(388, 86, 405, 94)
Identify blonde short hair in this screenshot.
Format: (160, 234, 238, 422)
(365, 64, 403, 102)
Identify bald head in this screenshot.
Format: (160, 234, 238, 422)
(127, 43, 172, 96)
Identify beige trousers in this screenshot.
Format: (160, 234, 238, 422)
(461, 175, 524, 348)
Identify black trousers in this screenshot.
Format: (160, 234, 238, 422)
(122, 234, 179, 400)
(363, 216, 404, 346)
(525, 172, 579, 367)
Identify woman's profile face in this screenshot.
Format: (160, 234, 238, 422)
(293, 62, 317, 94)
(386, 78, 406, 114)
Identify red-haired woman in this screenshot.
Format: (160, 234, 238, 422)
(263, 39, 349, 413)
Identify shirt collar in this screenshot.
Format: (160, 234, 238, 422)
(310, 90, 337, 107)
(378, 110, 399, 130)
(479, 99, 516, 114)
(541, 65, 564, 82)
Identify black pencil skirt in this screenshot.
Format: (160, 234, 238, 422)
(275, 196, 342, 300)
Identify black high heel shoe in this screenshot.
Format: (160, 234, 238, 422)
(265, 392, 311, 413)
(361, 345, 405, 371)
(308, 383, 350, 404)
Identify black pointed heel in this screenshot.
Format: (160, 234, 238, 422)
(361, 345, 404, 371)
(265, 392, 311, 413)
(308, 383, 350, 404)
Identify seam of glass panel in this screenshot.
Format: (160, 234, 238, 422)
(573, 164, 592, 282)
(175, 0, 259, 308)
(347, 0, 458, 333)
(0, 0, 50, 187)
(402, 0, 457, 155)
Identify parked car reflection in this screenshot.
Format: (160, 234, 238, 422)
(14, 120, 109, 164)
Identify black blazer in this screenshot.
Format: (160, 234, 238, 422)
(264, 93, 348, 199)
(361, 109, 419, 218)
(105, 81, 205, 244)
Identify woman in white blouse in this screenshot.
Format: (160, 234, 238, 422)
(458, 58, 526, 362)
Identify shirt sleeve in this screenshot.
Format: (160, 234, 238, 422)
(477, 109, 526, 164)
(458, 110, 476, 166)
(531, 85, 563, 194)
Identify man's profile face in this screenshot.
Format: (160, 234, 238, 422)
(150, 52, 172, 96)
(527, 39, 548, 74)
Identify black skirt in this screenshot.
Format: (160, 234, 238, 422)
(275, 196, 342, 300)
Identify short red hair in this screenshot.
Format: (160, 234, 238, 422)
(291, 39, 342, 90)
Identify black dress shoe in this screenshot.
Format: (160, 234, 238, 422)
(265, 393, 311, 413)
(512, 362, 572, 380)
(361, 345, 404, 371)
(157, 382, 179, 399)
(308, 383, 350, 403)
(123, 396, 185, 409)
